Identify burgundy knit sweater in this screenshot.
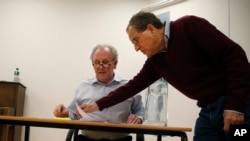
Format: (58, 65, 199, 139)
(96, 15, 250, 113)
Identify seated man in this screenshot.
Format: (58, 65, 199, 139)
(54, 44, 144, 141)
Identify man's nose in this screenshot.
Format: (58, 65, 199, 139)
(134, 45, 140, 51)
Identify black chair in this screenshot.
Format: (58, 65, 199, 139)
(66, 129, 78, 141)
(65, 129, 144, 141)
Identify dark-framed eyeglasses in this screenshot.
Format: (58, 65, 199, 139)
(131, 30, 145, 46)
(92, 60, 115, 69)
(132, 35, 141, 46)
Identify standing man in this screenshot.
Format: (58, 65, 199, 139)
(54, 44, 144, 141)
(81, 11, 250, 141)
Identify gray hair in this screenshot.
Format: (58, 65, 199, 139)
(126, 11, 164, 32)
(90, 44, 118, 61)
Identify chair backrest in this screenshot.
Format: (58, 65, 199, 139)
(66, 129, 144, 141)
(143, 78, 168, 126)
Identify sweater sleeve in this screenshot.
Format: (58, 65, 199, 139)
(96, 59, 161, 111)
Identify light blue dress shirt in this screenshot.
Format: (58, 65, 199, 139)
(67, 74, 144, 140)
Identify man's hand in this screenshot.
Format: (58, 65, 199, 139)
(126, 114, 142, 124)
(53, 104, 68, 117)
(81, 102, 99, 113)
(223, 111, 244, 132)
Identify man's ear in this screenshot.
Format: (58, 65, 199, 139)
(146, 24, 155, 33)
(114, 60, 118, 69)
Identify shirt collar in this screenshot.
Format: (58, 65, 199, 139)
(164, 21, 170, 39)
(157, 21, 170, 54)
(89, 73, 123, 85)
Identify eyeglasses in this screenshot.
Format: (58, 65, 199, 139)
(132, 33, 142, 46)
(92, 60, 114, 69)
(131, 30, 145, 46)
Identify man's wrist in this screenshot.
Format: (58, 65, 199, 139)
(137, 116, 143, 124)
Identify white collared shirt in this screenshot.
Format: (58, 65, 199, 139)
(67, 74, 144, 140)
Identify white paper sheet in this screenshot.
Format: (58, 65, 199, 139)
(75, 103, 93, 120)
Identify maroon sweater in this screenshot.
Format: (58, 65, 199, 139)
(96, 15, 250, 113)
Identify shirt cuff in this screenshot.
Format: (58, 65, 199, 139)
(224, 110, 244, 115)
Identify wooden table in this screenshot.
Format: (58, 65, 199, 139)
(0, 116, 192, 141)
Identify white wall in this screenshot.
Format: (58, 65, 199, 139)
(0, 0, 249, 141)
(229, 0, 250, 59)
(0, 0, 148, 141)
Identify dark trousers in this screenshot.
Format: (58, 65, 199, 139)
(194, 95, 250, 141)
(77, 135, 132, 141)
